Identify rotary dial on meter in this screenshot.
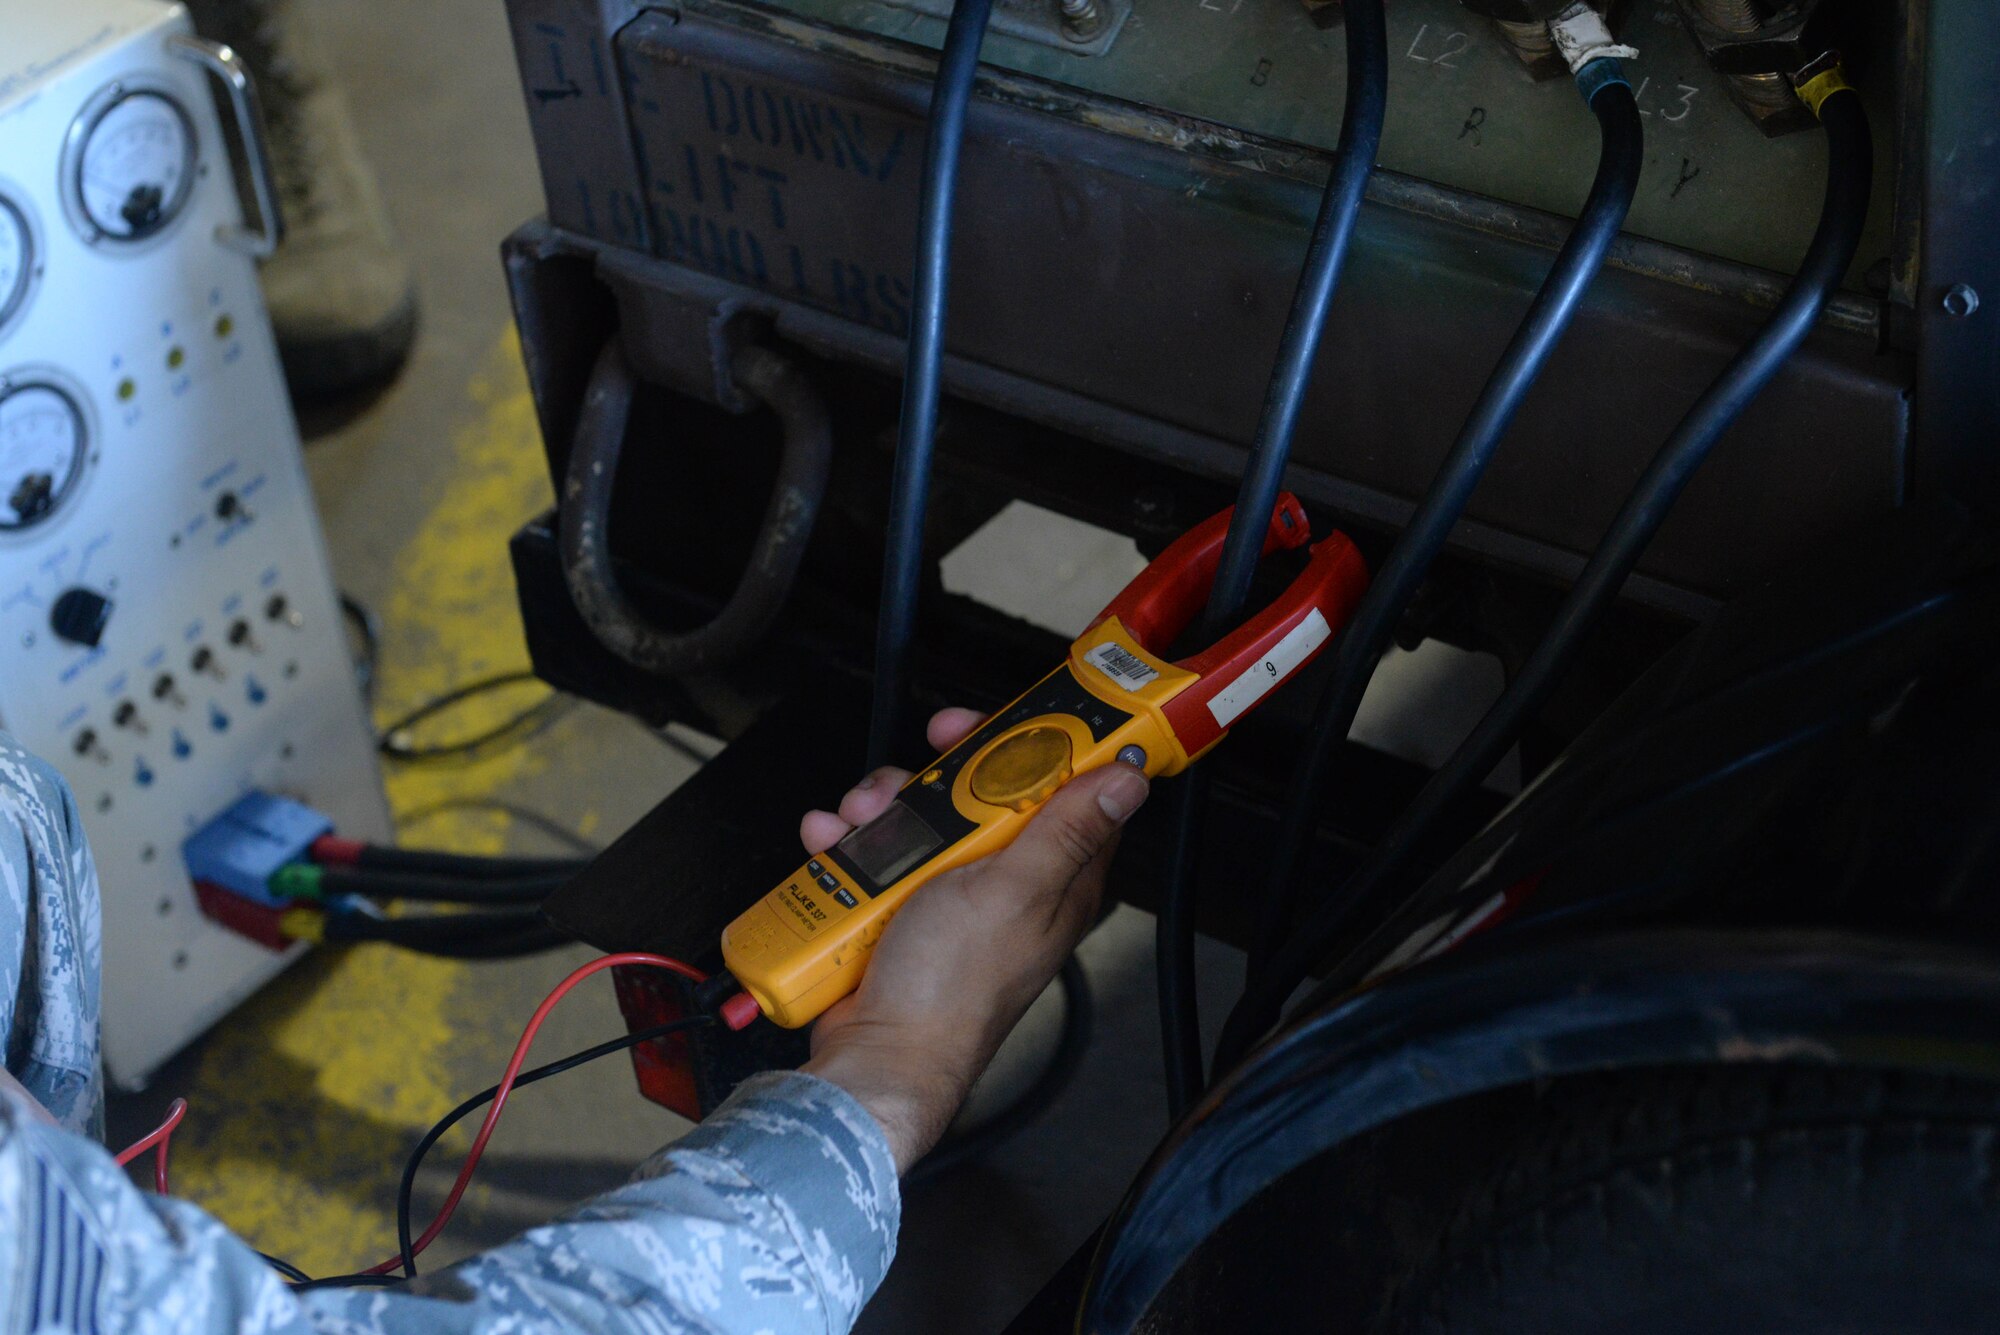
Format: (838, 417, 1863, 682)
(0, 197, 32, 330)
(0, 382, 88, 531)
(73, 91, 196, 242)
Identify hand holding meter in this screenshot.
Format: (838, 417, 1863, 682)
(723, 494, 1369, 1027)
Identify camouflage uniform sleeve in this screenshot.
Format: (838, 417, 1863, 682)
(0, 731, 105, 1140)
(0, 1068, 899, 1335)
(0, 1093, 313, 1335)
(302, 1071, 901, 1335)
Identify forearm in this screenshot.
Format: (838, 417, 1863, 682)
(343, 1071, 901, 1335)
(1, 1073, 899, 1335)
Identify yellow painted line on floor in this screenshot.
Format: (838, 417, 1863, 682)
(172, 330, 558, 1277)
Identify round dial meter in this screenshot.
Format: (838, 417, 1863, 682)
(71, 90, 196, 242)
(0, 196, 32, 331)
(0, 381, 89, 532)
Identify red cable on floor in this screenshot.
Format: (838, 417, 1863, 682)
(359, 951, 751, 1276)
(115, 1097, 188, 1194)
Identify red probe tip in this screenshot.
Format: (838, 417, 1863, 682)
(720, 992, 762, 1031)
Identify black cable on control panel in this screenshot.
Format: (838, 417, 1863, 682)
(1219, 76, 1872, 1073)
(1154, 0, 1391, 1120)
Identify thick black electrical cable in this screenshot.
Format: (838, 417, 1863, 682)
(1154, 0, 1388, 1118)
(317, 864, 572, 905)
(905, 955, 1092, 1186)
(320, 908, 572, 958)
(867, 0, 995, 770)
(1239, 73, 1644, 990)
(395, 1016, 716, 1277)
(1216, 84, 1871, 1073)
(325, 906, 546, 939)
(259, 1251, 313, 1284)
(347, 845, 586, 881)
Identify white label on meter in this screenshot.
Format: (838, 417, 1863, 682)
(1205, 608, 1332, 729)
(1084, 641, 1161, 691)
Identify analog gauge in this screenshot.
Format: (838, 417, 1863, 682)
(0, 381, 88, 532)
(0, 196, 32, 332)
(70, 90, 196, 243)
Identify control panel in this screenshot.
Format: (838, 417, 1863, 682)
(0, 0, 390, 1087)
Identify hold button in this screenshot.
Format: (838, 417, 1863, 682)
(969, 724, 1073, 812)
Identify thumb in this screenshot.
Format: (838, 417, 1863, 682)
(984, 761, 1149, 896)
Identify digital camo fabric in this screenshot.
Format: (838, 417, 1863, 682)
(0, 731, 104, 1140)
(0, 731, 901, 1334)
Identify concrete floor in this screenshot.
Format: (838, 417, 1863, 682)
(103, 1, 1246, 1328)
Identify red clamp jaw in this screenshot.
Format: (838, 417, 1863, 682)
(1082, 492, 1369, 761)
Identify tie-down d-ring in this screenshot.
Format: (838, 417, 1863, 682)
(560, 338, 833, 676)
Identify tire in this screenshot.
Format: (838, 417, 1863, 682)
(1391, 1065, 2000, 1335)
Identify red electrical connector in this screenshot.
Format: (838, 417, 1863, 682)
(308, 833, 369, 867)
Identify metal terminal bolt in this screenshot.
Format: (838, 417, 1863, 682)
(1690, 0, 1763, 35)
(1943, 283, 1981, 318)
(1060, 0, 1106, 43)
(1493, 17, 1556, 63)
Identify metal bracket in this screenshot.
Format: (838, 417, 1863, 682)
(881, 0, 1131, 57)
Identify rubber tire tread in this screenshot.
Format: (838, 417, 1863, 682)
(1391, 1064, 2000, 1334)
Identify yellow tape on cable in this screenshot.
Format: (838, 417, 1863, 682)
(1797, 65, 1855, 119)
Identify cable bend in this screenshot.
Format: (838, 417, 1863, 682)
(560, 339, 834, 676)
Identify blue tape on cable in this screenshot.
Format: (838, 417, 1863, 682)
(1575, 57, 1630, 105)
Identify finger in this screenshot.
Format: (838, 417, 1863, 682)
(837, 766, 912, 827)
(800, 809, 852, 855)
(926, 707, 986, 752)
(983, 762, 1148, 906)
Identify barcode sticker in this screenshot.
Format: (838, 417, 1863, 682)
(1205, 608, 1332, 728)
(1084, 641, 1161, 691)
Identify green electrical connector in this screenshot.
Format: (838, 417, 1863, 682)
(268, 862, 327, 902)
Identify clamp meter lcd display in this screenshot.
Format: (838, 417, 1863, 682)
(723, 495, 1368, 1027)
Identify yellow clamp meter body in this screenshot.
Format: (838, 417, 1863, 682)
(723, 494, 1368, 1027)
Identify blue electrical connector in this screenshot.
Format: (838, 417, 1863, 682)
(182, 790, 332, 906)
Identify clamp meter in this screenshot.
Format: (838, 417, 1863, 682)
(722, 494, 1369, 1027)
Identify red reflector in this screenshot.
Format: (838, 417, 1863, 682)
(611, 963, 703, 1120)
